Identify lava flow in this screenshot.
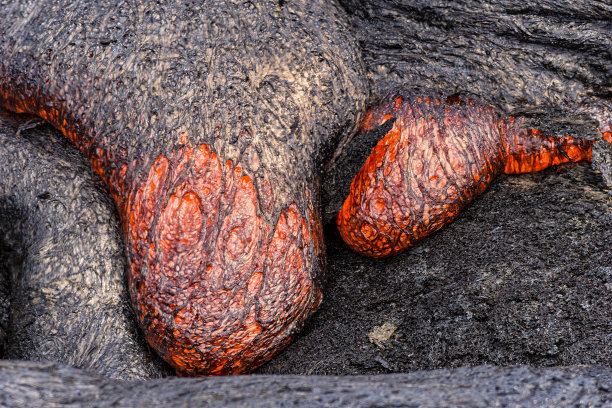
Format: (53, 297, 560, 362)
(337, 93, 596, 258)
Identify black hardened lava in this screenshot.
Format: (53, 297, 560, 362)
(0, 109, 172, 379)
(1, 109, 610, 406)
(1, 361, 610, 407)
(0, 0, 611, 406)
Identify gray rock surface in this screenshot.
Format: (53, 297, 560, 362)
(264, 162, 612, 375)
(338, 0, 611, 112)
(0, 0, 369, 375)
(1, 106, 610, 406)
(0, 109, 171, 379)
(0, 360, 610, 408)
(0, 0, 610, 406)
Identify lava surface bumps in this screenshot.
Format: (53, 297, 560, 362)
(125, 142, 321, 375)
(338, 93, 594, 258)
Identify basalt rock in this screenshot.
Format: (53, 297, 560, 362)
(337, 0, 611, 111)
(262, 161, 612, 375)
(0, 113, 610, 403)
(0, 0, 367, 375)
(0, 0, 611, 403)
(0, 109, 172, 379)
(323, 0, 611, 221)
(0, 361, 610, 407)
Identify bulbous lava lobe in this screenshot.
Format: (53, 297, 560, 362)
(0, 0, 368, 375)
(337, 92, 596, 258)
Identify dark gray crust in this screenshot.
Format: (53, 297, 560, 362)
(1, 361, 611, 408)
(1, 111, 611, 405)
(0, 0, 368, 216)
(338, 0, 612, 112)
(265, 162, 612, 375)
(321, 0, 612, 221)
(0, 109, 171, 379)
(0, 0, 610, 404)
(0, 0, 369, 374)
(2, 106, 610, 385)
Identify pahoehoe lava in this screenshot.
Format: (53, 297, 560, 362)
(338, 93, 605, 258)
(0, 0, 368, 376)
(0, 109, 172, 379)
(0, 0, 611, 394)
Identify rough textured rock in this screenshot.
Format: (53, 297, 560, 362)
(324, 0, 611, 221)
(0, 0, 368, 375)
(0, 360, 610, 408)
(263, 161, 612, 375)
(338, 0, 611, 111)
(4, 104, 608, 389)
(0, 0, 610, 405)
(0, 109, 171, 379)
(306, 0, 611, 377)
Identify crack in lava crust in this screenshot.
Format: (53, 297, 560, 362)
(338, 93, 595, 258)
(127, 142, 322, 375)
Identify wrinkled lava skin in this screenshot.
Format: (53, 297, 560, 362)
(1, 0, 611, 381)
(0, 110, 171, 379)
(338, 93, 595, 258)
(0, 0, 367, 375)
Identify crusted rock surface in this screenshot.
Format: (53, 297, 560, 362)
(0, 0, 610, 405)
(0, 109, 171, 379)
(1, 361, 611, 408)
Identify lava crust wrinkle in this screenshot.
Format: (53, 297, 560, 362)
(0, 0, 367, 375)
(1, 0, 611, 382)
(0, 110, 170, 379)
(337, 93, 601, 258)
